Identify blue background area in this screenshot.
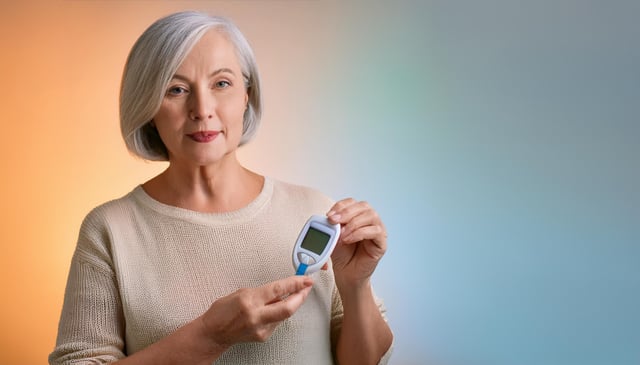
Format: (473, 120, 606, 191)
(293, 1, 639, 364)
(1, 1, 637, 363)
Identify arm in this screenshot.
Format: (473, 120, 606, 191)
(327, 199, 394, 365)
(113, 276, 314, 365)
(50, 226, 126, 364)
(335, 280, 393, 365)
(51, 250, 313, 365)
(112, 317, 226, 365)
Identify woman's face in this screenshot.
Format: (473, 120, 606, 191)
(153, 29, 248, 167)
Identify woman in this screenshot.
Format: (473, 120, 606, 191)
(50, 11, 393, 365)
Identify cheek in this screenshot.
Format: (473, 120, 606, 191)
(221, 99, 247, 129)
(227, 89, 248, 119)
(155, 99, 187, 124)
(153, 107, 183, 142)
(225, 110, 245, 143)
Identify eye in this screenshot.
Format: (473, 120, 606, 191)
(215, 80, 231, 89)
(167, 86, 188, 96)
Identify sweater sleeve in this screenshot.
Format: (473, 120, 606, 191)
(49, 212, 126, 365)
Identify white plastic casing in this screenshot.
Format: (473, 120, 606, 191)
(292, 215, 341, 275)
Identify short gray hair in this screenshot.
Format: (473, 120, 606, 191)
(120, 11, 262, 161)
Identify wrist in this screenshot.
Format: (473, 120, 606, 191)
(197, 315, 231, 355)
(336, 278, 373, 307)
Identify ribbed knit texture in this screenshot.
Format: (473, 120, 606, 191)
(50, 178, 391, 364)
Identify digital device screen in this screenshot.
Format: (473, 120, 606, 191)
(300, 227, 331, 255)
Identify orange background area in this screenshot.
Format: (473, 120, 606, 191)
(0, 2, 341, 363)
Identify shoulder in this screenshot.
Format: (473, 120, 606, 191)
(76, 187, 145, 253)
(270, 178, 335, 210)
(81, 187, 142, 231)
(68, 188, 140, 269)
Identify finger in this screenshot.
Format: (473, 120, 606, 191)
(321, 262, 328, 271)
(340, 225, 387, 252)
(340, 208, 383, 238)
(260, 276, 313, 304)
(328, 200, 374, 225)
(326, 198, 357, 224)
(260, 285, 313, 324)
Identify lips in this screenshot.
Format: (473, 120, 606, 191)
(187, 131, 220, 143)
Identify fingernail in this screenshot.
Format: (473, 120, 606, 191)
(327, 210, 335, 217)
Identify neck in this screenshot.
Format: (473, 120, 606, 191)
(143, 154, 264, 213)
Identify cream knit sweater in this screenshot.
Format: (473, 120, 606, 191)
(50, 178, 391, 364)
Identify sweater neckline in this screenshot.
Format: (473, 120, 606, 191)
(130, 176, 274, 226)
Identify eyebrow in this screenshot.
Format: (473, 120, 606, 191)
(171, 68, 236, 81)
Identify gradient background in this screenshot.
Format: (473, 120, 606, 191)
(1, 1, 638, 364)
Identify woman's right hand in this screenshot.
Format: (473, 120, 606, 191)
(112, 276, 313, 365)
(199, 275, 314, 349)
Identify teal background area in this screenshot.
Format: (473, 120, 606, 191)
(291, 1, 639, 364)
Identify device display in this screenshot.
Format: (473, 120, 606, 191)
(300, 228, 331, 255)
(292, 215, 341, 275)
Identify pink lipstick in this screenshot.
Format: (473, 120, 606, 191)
(187, 131, 220, 143)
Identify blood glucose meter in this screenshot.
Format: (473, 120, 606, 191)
(292, 215, 341, 275)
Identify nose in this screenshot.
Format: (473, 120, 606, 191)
(188, 87, 215, 121)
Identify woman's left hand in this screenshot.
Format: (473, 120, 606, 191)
(326, 198, 387, 289)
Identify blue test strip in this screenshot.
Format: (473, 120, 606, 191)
(296, 263, 308, 275)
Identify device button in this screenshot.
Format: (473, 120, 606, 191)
(298, 253, 316, 265)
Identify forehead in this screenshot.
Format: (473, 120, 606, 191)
(176, 29, 241, 74)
